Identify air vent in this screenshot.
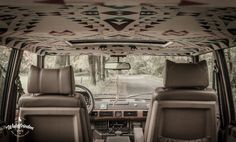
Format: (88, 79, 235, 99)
(99, 111, 113, 117)
(124, 111, 137, 117)
(90, 111, 98, 117)
(143, 111, 148, 117)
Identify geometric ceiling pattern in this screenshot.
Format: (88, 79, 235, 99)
(0, 0, 236, 56)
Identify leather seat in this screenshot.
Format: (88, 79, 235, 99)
(18, 65, 92, 142)
(134, 60, 217, 142)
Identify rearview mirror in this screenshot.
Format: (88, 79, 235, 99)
(105, 62, 131, 70)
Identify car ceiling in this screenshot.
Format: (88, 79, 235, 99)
(0, 0, 236, 56)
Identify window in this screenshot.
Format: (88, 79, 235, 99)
(0, 46, 11, 119)
(200, 53, 215, 88)
(225, 48, 236, 116)
(44, 55, 190, 99)
(19, 51, 37, 93)
(44, 55, 70, 68)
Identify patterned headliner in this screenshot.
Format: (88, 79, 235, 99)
(0, 0, 236, 56)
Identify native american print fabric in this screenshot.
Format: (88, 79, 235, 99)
(0, 0, 236, 56)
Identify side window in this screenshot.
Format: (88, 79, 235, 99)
(225, 48, 236, 117)
(19, 51, 37, 93)
(0, 46, 11, 119)
(44, 55, 70, 69)
(200, 53, 215, 89)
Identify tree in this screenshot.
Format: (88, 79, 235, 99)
(0, 69, 3, 94)
(101, 56, 106, 81)
(88, 55, 96, 85)
(54, 55, 69, 68)
(96, 56, 101, 81)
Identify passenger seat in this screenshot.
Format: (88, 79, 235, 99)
(134, 60, 217, 142)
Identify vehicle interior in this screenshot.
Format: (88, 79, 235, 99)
(0, 0, 236, 142)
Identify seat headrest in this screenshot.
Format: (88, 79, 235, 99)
(164, 60, 209, 89)
(27, 65, 75, 95)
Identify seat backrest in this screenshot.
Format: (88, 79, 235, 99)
(144, 60, 217, 142)
(18, 65, 92, 142)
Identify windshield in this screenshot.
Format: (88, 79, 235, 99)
(43, 55, 190, 99)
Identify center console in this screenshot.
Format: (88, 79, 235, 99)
(90, 99, 149, 141)
(92, 119, 145, 137)
(106, 136, 131, 142)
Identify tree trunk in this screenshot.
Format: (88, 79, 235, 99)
(227, 49, 234, 84)
(228, 49, 233, 74)
(101, 56, 106, 81)
(88, 55, 96, 85)
(0, 69, 3, 94)
(97, 56, 101, 81)
(54, 55, 69, 68)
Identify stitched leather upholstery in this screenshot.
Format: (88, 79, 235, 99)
(27, 65, 75, 94)
(163, 60, 209, 89)
(18, 65, 92, 142)
(144, 60, 217, 142)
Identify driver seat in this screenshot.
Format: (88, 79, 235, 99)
(18, 65, 92, 142)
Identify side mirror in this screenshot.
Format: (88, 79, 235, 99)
(105, 62, 131, 70)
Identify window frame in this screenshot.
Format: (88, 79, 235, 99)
(223, 48, 236, 125)
(0, 48, 23, 124)
(215, 49, 235, 125)
(0, 47, 12, 121)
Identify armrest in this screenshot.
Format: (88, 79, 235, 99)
(106, 136, 130, 142)
(133, 127, 144, 142)
(94, 139, 104, 142)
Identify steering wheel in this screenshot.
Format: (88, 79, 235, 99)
(75, 84, 95, 114)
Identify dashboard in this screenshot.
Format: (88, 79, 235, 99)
(90, 99, 150, 140)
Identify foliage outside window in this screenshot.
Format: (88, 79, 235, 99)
(200, 53, 214, 88)
(225, 48, 236, 115)
(0, 46, 11, 119)
(19, 51, 37, 92)
(45, 55, 190, 99)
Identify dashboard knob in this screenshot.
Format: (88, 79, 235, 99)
(115, 111, 122, 117)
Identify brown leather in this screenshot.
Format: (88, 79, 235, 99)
(106, 136, 130, 142)
(144, 60, 217, 142)
(27, 65, 75, 94)
(145, 98, 217, 142)
(18, 66, 92, 142)
(18, 93, 87, 108)
(163, 60, 209, 89)
(154, 87, 216, 101)
(18, 107, 92, 142)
